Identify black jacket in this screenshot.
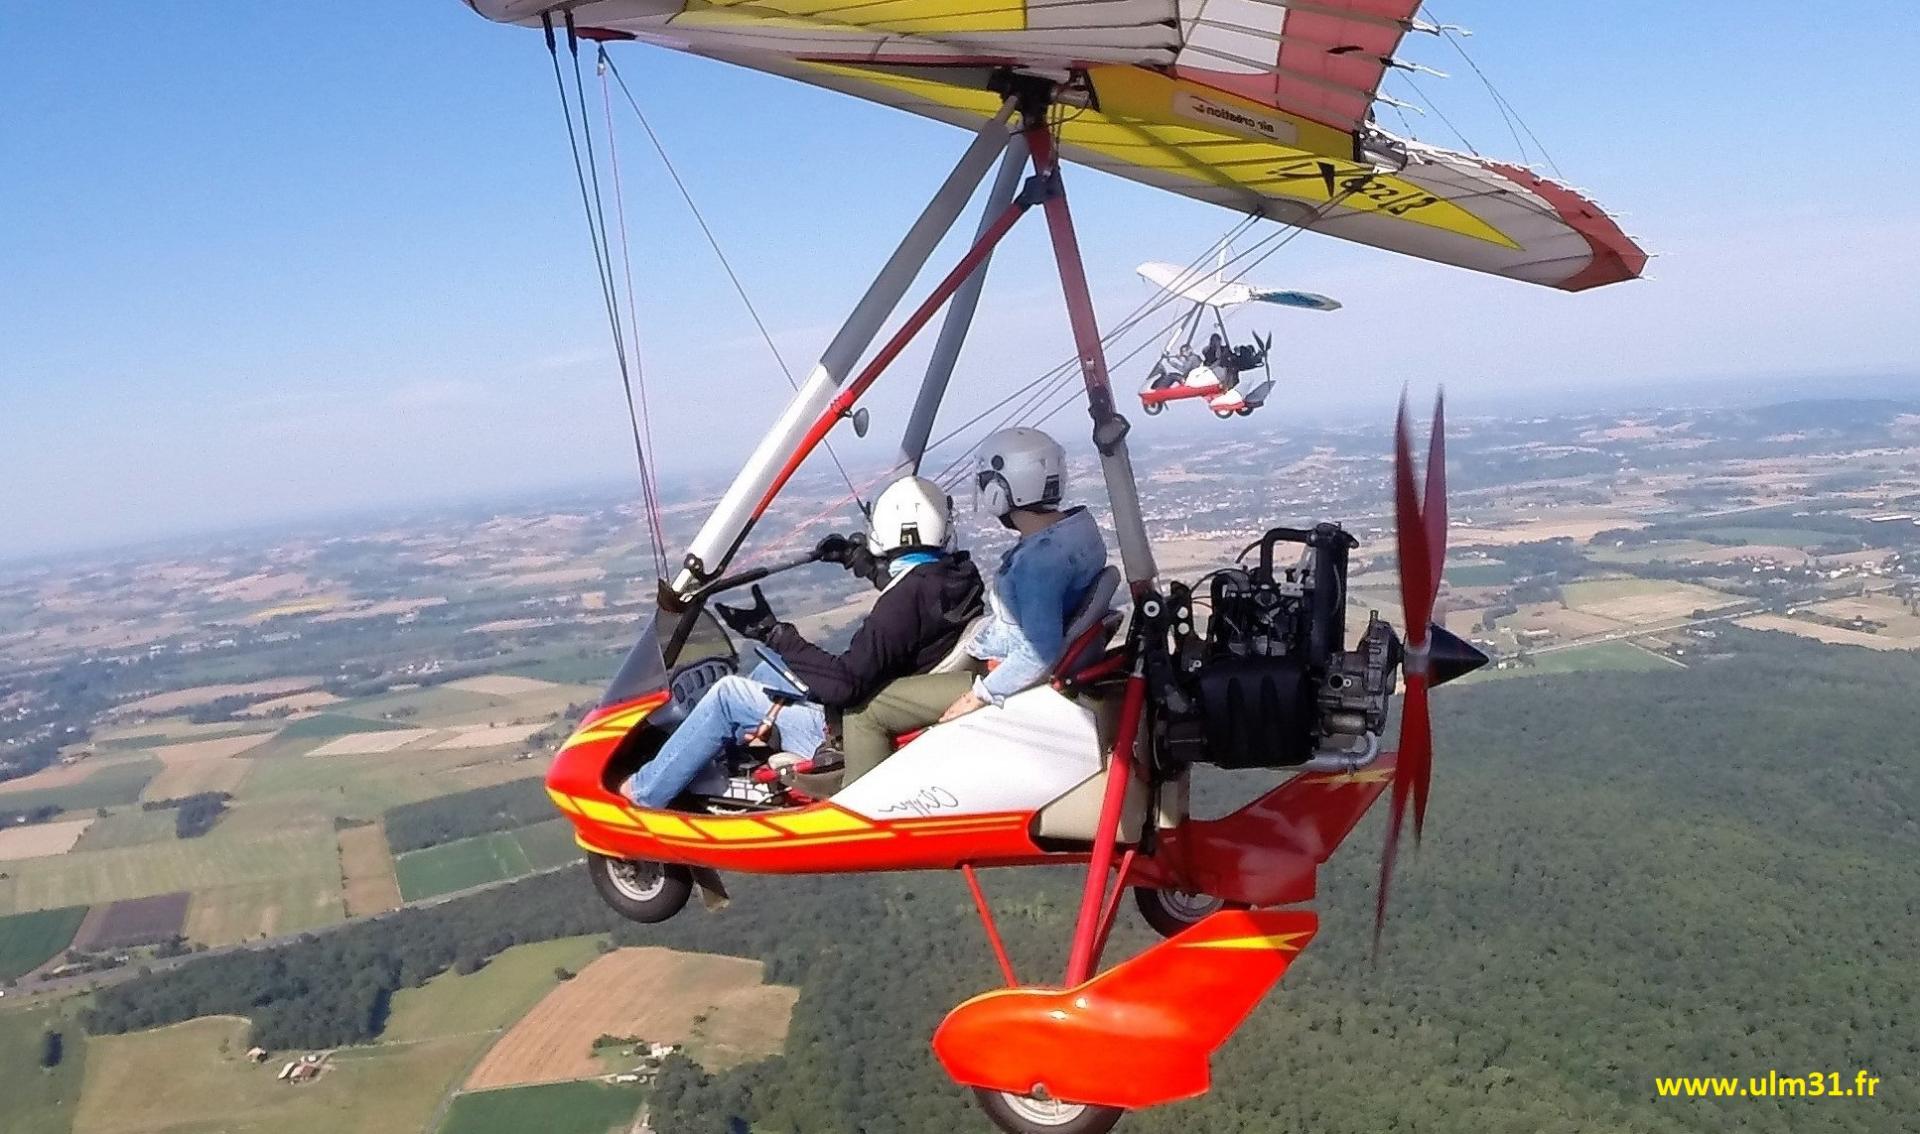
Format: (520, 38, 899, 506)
(765, 553, 985, 709)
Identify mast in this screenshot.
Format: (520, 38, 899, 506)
(895, 136, 1030, 475)
(671, 101, 1017, 595)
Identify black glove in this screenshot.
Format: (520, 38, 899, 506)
(813, 533, 855, 564)
(715, 585, 779, 642)
(817, 531, 884, 588)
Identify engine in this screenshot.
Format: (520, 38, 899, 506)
(1150, 522, 1401, 770)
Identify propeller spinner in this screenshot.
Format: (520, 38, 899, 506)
(1375, 391, 1488, 954)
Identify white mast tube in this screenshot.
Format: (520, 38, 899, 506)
(672, 103, 1016, 594)
(895, 135, 1029, 475)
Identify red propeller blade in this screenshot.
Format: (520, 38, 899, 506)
(1377, 390, 1448, 957)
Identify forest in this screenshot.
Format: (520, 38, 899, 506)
(80, 629, 1918, 1132)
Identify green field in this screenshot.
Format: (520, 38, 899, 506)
(0, 759, 160, 814)
(501, 652, 625, 686)
(0, 1002, 90, 1134)
(73, 1015, 487, 1134)
(1442, 561, 1518, 586)
(184, 876, 347, 946)
(1701, 525, 1844, 549)
(438, 1080, 646, 1134)
(0, 826, 338, 915)
(74, 808, 179, 851)
(393, 819, 577, 902)
(274, 713, 414, 741)
(384, 935, 604, 1043)
(0, 906, 88, 981)
(515, 817, 584, 870)
(1476, 639, 1678, 681)
(337, 686, 498, 723)
(236, 748, 533, 820)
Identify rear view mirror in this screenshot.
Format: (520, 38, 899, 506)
(850, 407, 871, 438)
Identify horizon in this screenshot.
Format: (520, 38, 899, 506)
(4, 2, 1917, 561)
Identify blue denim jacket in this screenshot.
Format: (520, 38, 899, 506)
(969, 507, 1109, 704)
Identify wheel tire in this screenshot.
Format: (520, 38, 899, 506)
(973, 1089, 1124, 1134)
(1235, 407, 1254, 417)
(1213, 408, 1234, 420)
(587, 853, 692, 924)
(1133, 886, 1242, 939)
(1142, 401, 1164, 416)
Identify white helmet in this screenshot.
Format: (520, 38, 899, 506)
(974, 427, 1066, 518)
(866, 475, 954, 556)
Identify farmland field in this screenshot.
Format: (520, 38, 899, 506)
(1559, 578, 1736, 624)
(73, 892, 191, 950)
(438, 1080, 645, 1134)
(464, 947, 797, 1088)
(72, 1015, 486, 1134)
(0, 1002, 90, 1134)
(1699, 525, 1843, 549)
(74, 808, 179, 851)
(384, 935, 606, 1043)
(274, 712, 415, 741)
(183, 876, 346, 945)
(394, 830, 534, 902)
(338, 822, 402, 917)
(0, 825, 338, 916)
(237, 747, 535, 819)
(391, 818, 578, 901)
(0, 759, 159, 811)
(0, 818, 93, 861)
(1475, 640, 1679, 681)
(0, 905, 88, 980)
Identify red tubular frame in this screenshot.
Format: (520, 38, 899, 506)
(962, 864, 1019, 987)
(1064, 668, 1146, 984)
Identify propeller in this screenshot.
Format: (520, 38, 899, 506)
(1375, 389, 1486, 955)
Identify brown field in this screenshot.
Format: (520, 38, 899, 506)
(1454, 513, 1644, 547)
(1500, 603, 1626, 640)
(116, 678, 318, 716)
(140, 734, 271, 800)
(1561, 580, 1737, 624)
(445, 674, 560, 697)
(338, 822, 402, 916)
(307, 729, 437, 756)
(504, 567, 605, 588)
(310, 596, 447, 623)
(0, 753, 145, 796)
(464, 947, 798, 1089)
(0, 817, 93, 860)
(235, 690, 343, 717)
(74, 891, 191, 950)
(1736, 615, 1912, 650)
(429, 723, 548, 750)
(204, 571, 311, 603)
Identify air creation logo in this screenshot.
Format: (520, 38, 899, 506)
(1173, 92, 1299, 145)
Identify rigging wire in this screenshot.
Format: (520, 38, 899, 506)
(597, 48, 865, 507)
(1430, 17, 1566, 179)
(596, 60, 670, 569)
(1395, 72, 1477, 156)
(542, 14, 665, 578)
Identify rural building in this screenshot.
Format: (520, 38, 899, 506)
(246, 1046, 269, 1063)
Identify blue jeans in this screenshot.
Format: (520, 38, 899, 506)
(621, 657, 827, 809)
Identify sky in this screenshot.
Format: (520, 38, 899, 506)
(3, 2, 1916, 560)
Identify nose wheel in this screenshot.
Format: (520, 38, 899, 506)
(1133, 886, 1246, 938)
(587, 852, 693, 923)
(973, 1089, 1124, 1134)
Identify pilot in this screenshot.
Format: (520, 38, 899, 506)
(832, 427, 1109, 779)
(1201, 332, 1227, 367)
(619, 475, 983, 809)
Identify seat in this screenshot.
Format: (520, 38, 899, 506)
(1053, 566, 1123, 680)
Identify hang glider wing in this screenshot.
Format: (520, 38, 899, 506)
(1251, 289, 1341, 311)
(468, 0, 1645, 291)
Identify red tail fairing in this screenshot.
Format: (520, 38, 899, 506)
(934, 908, 1319, 1109)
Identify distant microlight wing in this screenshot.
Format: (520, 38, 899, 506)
(1250, 289, 1342, 311)
(1137, 261, 1256, 309)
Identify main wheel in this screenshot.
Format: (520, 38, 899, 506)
(587, 853, 692, 924)
(1213, 408, 1234, 419)
(973, 1089, 1124, 1134)
(1235, 407, 1254, 417)
(1133, 887, 1243, 939)
(1142, 400, 1164, 416)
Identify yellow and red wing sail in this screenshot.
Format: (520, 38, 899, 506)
(467, 0, 1643, 290)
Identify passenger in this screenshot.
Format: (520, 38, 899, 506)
(1201, 333, 1227, 367)
(620, 476, 983, 809)
(834, 428, 1108, 779)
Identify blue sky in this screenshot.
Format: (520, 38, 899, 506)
(2, 2, 1915, 558)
